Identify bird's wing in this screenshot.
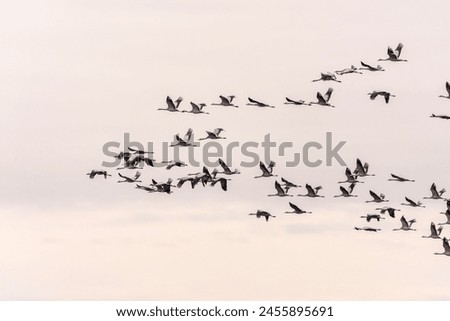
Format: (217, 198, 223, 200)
(275, 181, 285, 195)
(166, 96, 176, 110)
(384, 93, 390, 104)
(184, 128, 193, 141)
(369, 91, 378, 100)
(370, 190, 381, 201)
(219, 95, 230, 105)
(446, 82, 450, 95)
(430, 222, 437, 236)
(355, 158, 365, 174)
(443, 238, 450, 252)
(134, 171, 141, 180)
(213, 128, 222, 136)
(285, 97, 297, 103)
(391, 173, 404, 180)
(361, 61, 373, 69)
(387, 208, 396, 218)
(345, 167, 353, 179)
(289, 202, 302, 212)
(190, 102, 200, 112)
(305, 184, 315, 195)
(248, 97, 263, 105)
(340, 186, 349, 196)
(405, 196, 417, 206)
(259, 161, 269, 175)
(395, 43, 404, 58)
(219, 158, 231, 172)
(324, 88, 333, 102)
(220, 179, 228, 191)
(316, 92, 326, 104)
(387, 46, 396, 59)
(447, 200, 450, 211)
(430, 183, 440, 198)
(349, 183, 356, 194)
(400, 216, 408, 229)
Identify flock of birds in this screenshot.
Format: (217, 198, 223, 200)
(87, 43, 450, 257)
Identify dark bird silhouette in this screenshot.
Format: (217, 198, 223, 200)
(268, 181, 293, 197)
(254, 161, 276, 178)
(199, 128, 226, 140)
(310, 88, 334, 108)
(210, 177, 230, 191)
(117, 171, 142, 183)
(354, 227, 380, 232)
(249, 210, 276, 222)
(335, 183, 357, 197)
(280, 177, 301, 193)
(434, 237, 450, 256)
(247, 97, 275, 108)
(285, 202, 311, 214)
(424, 183, 446, 200)
(393, 216, 416, 231)
(158, 96, 183, 112)
(87, 170, 111, 179)
(212, 95, 238, 107)
(298, 184, 324, 198)
(335, 65, 362, 75)
(439, 210, 450, 225)
(170, 128, 197, 147)
(183, 102, 209, 114)
(359, 61, 385, 72)
(422, 222, 443, 239)
(217, 158, 240, 175)
(284, 97, 311, 106)
(430, 114, 450, 120)
(312, 72, 341, 83)
(375, 206, 400, 218)
(338, 167, 362, 184)
(353, 158, 374, 177)
(388, 173, 415, 182)
(366, 190, 387, 203)
(368, 91, 395, 103)
(401, 196, 425, 208)
(378, 43, 407, 62)
(360, 214, 385, 222)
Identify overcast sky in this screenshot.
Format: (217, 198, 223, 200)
(1, 0, 450, 300)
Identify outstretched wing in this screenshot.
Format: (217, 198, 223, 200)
(259, 161, 270, 175)
(361, 61, 374, 69)
(166, 96, 177, 110)
(324, 88, 333, 102)
(405, 196, 417, 206)
(305, 184, 315, 195)
(400, 216, 408, 229)
(248, 97, 263, 105)
(340, 186, 349, 196)
(387, 46, 396, 59)
(219, 158, 231, 173)
(190, 102, 200, 112)
(391, 173, 404, 180)
(394, 43, 404, 58)
(219, 95, 230, 105)
(446, 82, 450, 96)
(370, 190, 381, 201)
(275, 181, 285, 195)
(289, 202, 302, 212)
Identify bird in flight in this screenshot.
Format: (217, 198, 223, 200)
(368, 90, 395, 104)
(86, 170, 111, 179)
(247, 97, 275, 108)
(211, 95, 238, 107)
(378, 43, 407, 62)
(310, 88, 334, 108)
(249, 210, 276, 222)
(158, 96, 183, 112)
(359, 61, 385, 72)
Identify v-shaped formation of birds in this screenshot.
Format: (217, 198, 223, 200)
(87, 43, 450, 257)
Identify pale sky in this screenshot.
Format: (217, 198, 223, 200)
(1, 0, 450, 300)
